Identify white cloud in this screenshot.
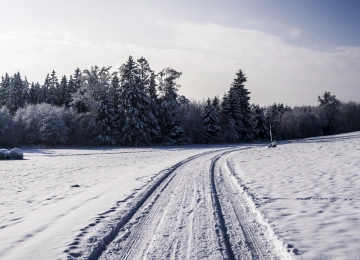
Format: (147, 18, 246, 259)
(0, 23, 359, 106)
(289, 27, 302, 38)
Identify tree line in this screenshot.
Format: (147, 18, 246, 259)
(0, 56, 359, 147)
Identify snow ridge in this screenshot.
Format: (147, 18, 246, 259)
(225, 158, 293, 259)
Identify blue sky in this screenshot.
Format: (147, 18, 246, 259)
(1, 0, 359, 106)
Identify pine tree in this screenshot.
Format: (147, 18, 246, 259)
(118, 56, 159, 146)
(202, 98, 221, 143)
(7, 72, 26, 114)
(40, 74, 50, 104)
(47, 70, 59, 105)
(110, 74, 121, 111)
(137, 57, 161, 142)
(318, 91, 341, 134)
(95, 98, 118, 146)
(230, 69, 253, 141)
(72, 66, 118, 144)
(64, 75, 76, 108)
(58, 75, 68, 106)
(251, 104, 269, 140)
(148, 71, 158, 102)
(221, 89, 242, 142)
(137, 57, 152, 93)
(0, 73, 11, 108)
(73, 68, 87, 113)
(157, 68, 183, 144)
(29, 82, 41, 105)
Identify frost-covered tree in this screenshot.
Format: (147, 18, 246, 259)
(73, 68, 87, 113)
(71, 66, 113, 113)
(0, 106, 16, 146)
(251, 104, 269, 140)
(47, 70, 59, 105)
(157, 68, 183, 144)
(64, 75, 76, 108)
(278, 106, 328, 139)
(110, 74, 121, 111)
(118, 56, 159, 146)
(29, 82, 41, 105)
(15, 104, 43, 144)
(14, 104, 72, 146)
(148, 71, 158, 102)
(230, 69, 253, 141)
(179, 99, 204, 144)
(58, 75, 68, 106)
(39, 105, 69, 146)
(318, 91, 341, 134)
(95, 98, 118, 146)
(7, 72, 27, 114)
(22, 77, 30, 105)
(264, 103, 292, 140)
(221, 89, 242, 142)
(0, 73, 11, 108)
(40, 74, 50, 104)
(137, 57, 161, 142)
(72, 66, 118, 144)
(202, 98, 221, 143)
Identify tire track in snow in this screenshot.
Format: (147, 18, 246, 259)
(73, 146, 288, 260)
(98, 149, 235, 259)
(216, 153, 291, 259)
(67, 148, 230, 260)
(209, 153, 237, 259)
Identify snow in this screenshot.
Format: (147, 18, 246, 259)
(227, 132, 360, 259)
(0, 146, 225, 259)
(1, 132, 359, 259)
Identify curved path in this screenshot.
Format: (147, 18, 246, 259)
(82, 148, 283, 259)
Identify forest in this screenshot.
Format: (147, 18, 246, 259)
(0, 55, 359, 147)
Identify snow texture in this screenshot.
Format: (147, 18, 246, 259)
(0, 132, 359, 259)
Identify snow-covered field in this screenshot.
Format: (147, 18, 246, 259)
(1, 132, 359, 259)
(227, 132, 360, 259)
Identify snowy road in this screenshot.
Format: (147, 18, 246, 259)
(85, 148, 284, 260)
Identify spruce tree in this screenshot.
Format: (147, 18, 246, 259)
(73, 68, 87, 113)
(0, 73, 11, 108)
(110, 74, 121, 111)
(64, 75, 76, 108)
(137, 57, 161, 142)
(29, 82, 41, 105)
(95, 97, 118, 146)
(118, 56, 159, 146)
(221, 89, 242, 142)
(318, 91, 341, 134)
(202, 98, 221, 143)
(58, 75, 68, 107)
(157, 68, 183, 144)
(7, 72, 26, 114)
(251, 104, 269, 140)
(40, 74, 50, 104)
(48, 70, 59, 105)
(230, 69, 253, 141)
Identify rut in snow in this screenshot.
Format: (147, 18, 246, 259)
(68, 146, 286, 260)
(66, 148, 229, 259)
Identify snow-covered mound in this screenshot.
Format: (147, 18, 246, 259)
(9, 148, 23, 159)
(0, 149, 10, 160)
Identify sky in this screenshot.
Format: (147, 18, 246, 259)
(0, 0, 359, 106)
